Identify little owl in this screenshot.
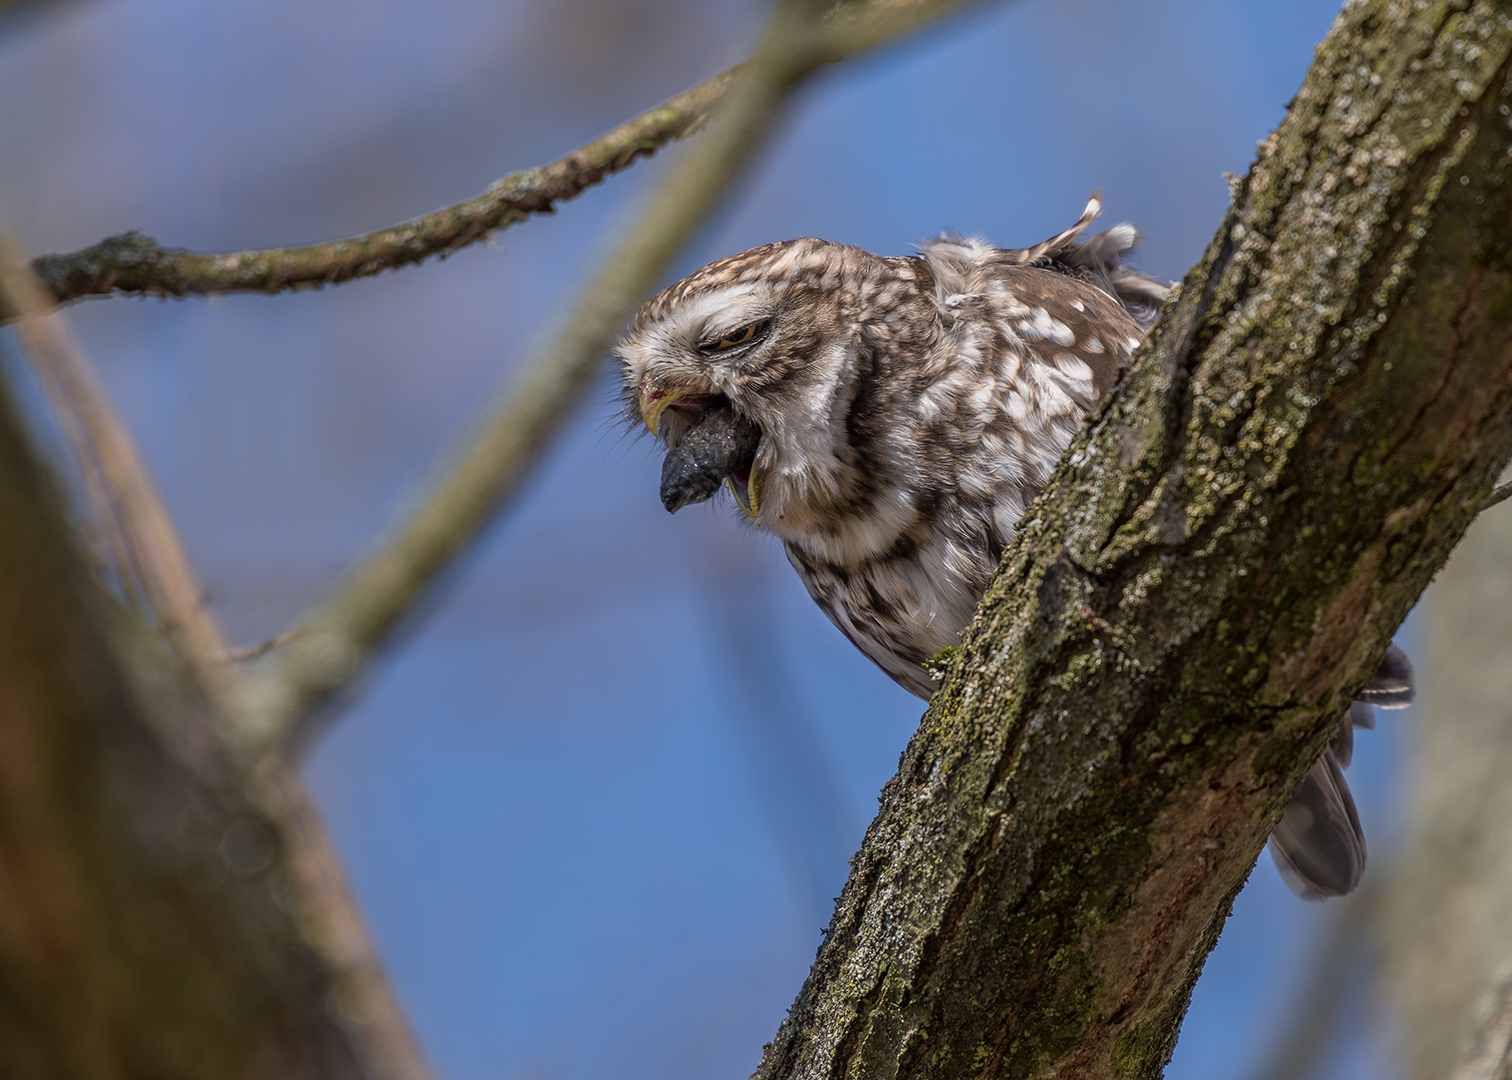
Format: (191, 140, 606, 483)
(617, 196, 1413, 901)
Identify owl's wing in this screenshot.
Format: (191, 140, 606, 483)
(991, 265, 1144, 401)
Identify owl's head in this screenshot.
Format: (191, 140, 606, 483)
(617, 238, 929, 529)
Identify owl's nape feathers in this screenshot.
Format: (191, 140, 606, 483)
(617, 197, 1412, 902)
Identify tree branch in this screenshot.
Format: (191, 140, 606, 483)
(0, 222, 232, 700)
(755, 4, 1512, 1077)
(3, 225, 439, 1080)
(0, 337, 433, 1080)
(225, 0, 989, 755)
(21, 0, 974, 309)
(22, 71, 737, 307)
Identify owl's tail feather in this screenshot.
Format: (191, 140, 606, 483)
(1007, 193, 1169, 331)
(1268, 644, 1415, 900)
(1005, 192, 1106, 266)
(1269, 742, 1366, 900)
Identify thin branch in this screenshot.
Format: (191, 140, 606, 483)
(23, 71, 737, 307)
(21, 0, 977, 310)
(1483, 481, 1512, 512)
(0, 222, 232, 698)
(226, 0, 987, 754)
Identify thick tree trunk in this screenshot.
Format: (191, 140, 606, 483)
(756, 4, 1512, 1078)
(0, 374, 412, 1076)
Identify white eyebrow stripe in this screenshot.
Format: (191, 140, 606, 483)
(646, 283, 772, 347)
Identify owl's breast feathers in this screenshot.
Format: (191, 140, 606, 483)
(619, 197, 1167, 699)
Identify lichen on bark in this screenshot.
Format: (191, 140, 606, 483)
(756, 3, 1512, 1078)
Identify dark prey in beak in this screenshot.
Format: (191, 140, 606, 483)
(659, 401, 761, 513)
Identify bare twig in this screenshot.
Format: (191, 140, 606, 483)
(0, 222, 232, 697)
(21, 0, 977, 311)
(24, 71, 738, 307)
(228, 0, 987, 754)
(1482, 481, 1512, 512)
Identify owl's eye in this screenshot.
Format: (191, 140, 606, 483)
(701, 317, 771, 353)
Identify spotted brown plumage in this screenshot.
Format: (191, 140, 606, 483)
(618, 196, 1412, 901)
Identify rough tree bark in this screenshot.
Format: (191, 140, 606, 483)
(0, 381, 408, 1078)
(756, 3, 1512, 1078)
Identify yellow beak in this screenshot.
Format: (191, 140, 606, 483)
(639, 385, 692, 437)
(728, 461, 761, 518)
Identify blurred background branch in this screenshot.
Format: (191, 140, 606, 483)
(1382, 490, 1512, 1080)
(229, 0, 989, 756)
(0, 222, 230, 697)
(1450, 964, 1512, 1080)
(0, 216, 438, 1080)
(0, 325, 435, 1080)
